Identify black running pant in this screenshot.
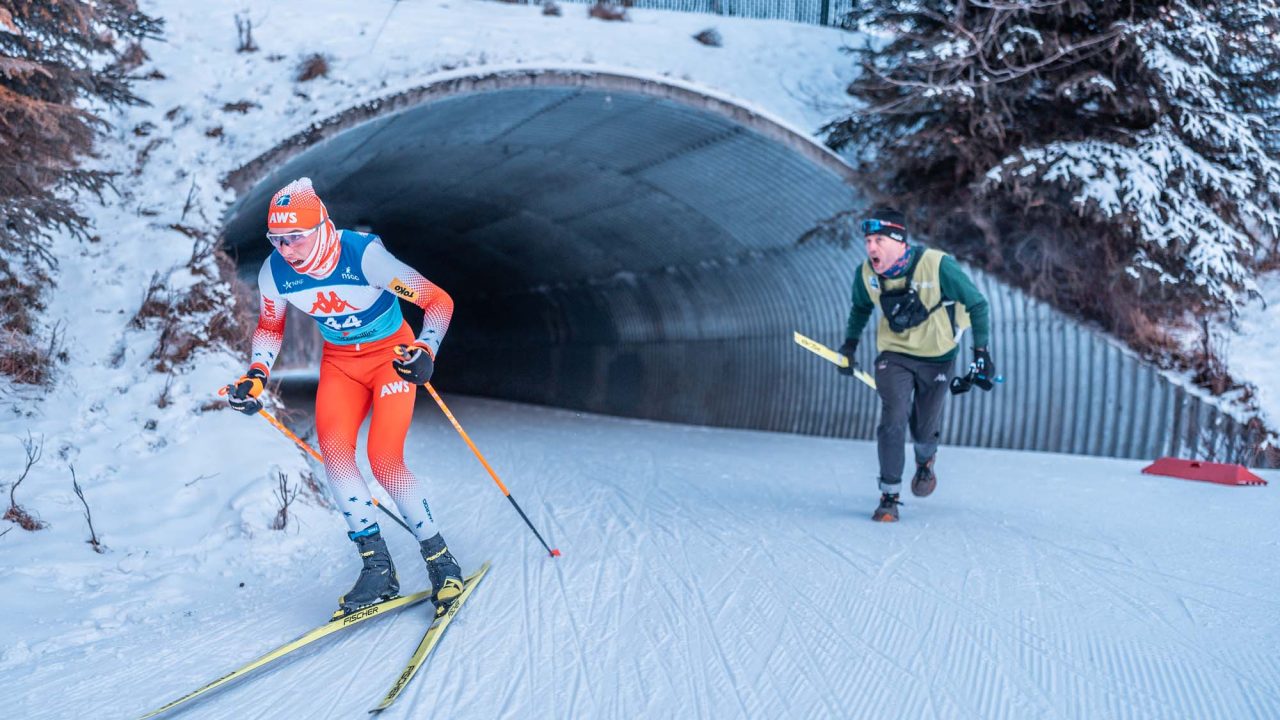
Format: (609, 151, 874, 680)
(874, 351, 952, 493)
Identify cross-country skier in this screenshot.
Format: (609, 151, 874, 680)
(838, 208, 994, 522)
(226, 177, 464, 614)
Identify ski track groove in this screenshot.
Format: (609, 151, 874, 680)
(879, 538, 1105, 720)
(681, 492, 760, 720)
(1027, 529, 1278, 704)
(550, 540, 603, 719)
(775, 586, 860, 718)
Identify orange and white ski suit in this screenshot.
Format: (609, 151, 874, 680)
(250, 229, 453, 540)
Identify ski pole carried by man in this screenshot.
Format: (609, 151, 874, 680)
(226, 177, 465, 615)
(838, 207, 993, 522)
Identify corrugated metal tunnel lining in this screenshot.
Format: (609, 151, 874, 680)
(222, 68, 1274, 467)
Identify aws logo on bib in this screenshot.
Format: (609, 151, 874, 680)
(380, 380, 413, 398)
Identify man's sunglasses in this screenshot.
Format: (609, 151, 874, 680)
(860, 219, 906, 235)
(265, 223, 322, 249)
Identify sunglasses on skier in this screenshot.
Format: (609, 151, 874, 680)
(860, 219, 906, 236)
(265, 223, 322, 249)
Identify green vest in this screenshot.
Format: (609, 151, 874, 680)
(861, 248, 971, 357)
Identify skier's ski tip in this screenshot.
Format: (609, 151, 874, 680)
(369, 562, 491, 714)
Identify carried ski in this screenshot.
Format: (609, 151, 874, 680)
(138, 588, 436, 720)
(370, 562, 491, 713)
(793, 331, 877, 389)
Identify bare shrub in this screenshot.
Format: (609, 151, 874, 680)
(0, 321, 65, 386)
(235, 12, 258, 53)
(588, 2, 628, 21)
(198, 399, 226, 413)
(296, 53, 329, 82)
(271, 471, 300, 530)
(70, 466, 105, 553)
(132, 244, 253, 372)
(129, 273, 169, 329)
(693, 28, 721, 47)
(542, 1, 562, 15)
(157, 372, 174, 409)
(1, 261, 49, 384)
(1190, 317, 1238, 396)
(299, 469, 334, 509)
(221, 100, 259, 114)
(4, 432, 46, 531)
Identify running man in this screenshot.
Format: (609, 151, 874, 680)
(838, 207, 994, 522)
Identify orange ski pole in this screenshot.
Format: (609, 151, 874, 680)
(217, 385, 412, 535)
(411, 372, 560, 558)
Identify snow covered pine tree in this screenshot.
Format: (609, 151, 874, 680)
(0, 1, 161, 382)
(824, 1, 1280, 357)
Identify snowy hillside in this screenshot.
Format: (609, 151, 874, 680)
(1224, 271, 1280, 432)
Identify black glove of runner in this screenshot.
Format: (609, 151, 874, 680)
(227, 367, 267, 415)
(393, 343, 435, 385)
(971, 347, 995, 391)
(836, 338, 859, 376)
(951, 347, 996, 395)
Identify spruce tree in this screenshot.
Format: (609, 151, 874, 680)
(824, 1, 1280, 352)
(0, 1, 161, 379)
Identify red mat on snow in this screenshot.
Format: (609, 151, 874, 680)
(1140, 457, 1268, 486)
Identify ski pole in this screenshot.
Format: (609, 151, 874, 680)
(422, 381, 560, 558)
(217, 385, 414, 536)
(394, 349, 559, 557)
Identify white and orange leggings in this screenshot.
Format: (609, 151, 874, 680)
(315, 323, 437, 541)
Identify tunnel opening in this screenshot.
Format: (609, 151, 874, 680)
(223, 68, 871, 436)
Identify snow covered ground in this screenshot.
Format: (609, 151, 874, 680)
(4, 396, 1279, 719)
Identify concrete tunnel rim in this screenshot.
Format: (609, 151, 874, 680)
(221, 63, 862, 205)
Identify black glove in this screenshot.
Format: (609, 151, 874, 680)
(836, 338, 859, 376)
(393, 343, 435, 385)
(950, 347, 996, 395)
(228, 367, 266, 415)
(971, 347, 995, 391)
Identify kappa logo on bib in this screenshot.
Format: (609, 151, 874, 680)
(310, 291, 360, 314)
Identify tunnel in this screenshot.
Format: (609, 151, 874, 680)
(221, 67, 1273, 466)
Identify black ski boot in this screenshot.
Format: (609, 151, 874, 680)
(911, 456, 937, 498)
(420, 532, 463, 614)
(336, 526, 400, 616)
(872, 492, 901, 522)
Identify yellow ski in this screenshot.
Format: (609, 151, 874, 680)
(370, 562, 491, 713)
(139, 589, 436, 719)
(793, 331, 877, 389)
